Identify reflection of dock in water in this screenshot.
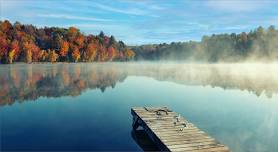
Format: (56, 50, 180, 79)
(131, 107, 230, 152)
(131, 129, 160, 151)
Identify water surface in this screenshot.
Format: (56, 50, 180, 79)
(1, 63, 278, 152)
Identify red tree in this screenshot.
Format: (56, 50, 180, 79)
(59, 40, 69, 57)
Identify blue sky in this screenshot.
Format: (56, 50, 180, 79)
(1, 0, 278, 45)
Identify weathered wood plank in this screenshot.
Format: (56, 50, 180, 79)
(164, 138, 216, 146)
(159, 135, 214, 142)
(131, 107, 229, 152)
(161, 136, 213, 142)
(174, 146, 229, 152)
(167, 142, 221, 149)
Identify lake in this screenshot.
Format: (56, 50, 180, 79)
(1, 63, 278, 152)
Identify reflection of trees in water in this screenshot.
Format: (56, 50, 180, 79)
(0, 64, 127, 106)
(126, 64, 278, 98)
(1, 63, 277, 106)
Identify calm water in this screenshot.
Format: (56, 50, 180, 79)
(1, 63, 278, 152)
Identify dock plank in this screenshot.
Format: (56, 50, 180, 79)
(131, 107, 229, 152)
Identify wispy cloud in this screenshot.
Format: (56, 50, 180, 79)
(66, 23, 124, 30)
(120, 0, 166, 10)
(206, 0, 268, 12)
(221, 25, 250, 30)
(91, 2, 159, 17)
(36, 14, 112, 22)
(1, 0, 278, 44)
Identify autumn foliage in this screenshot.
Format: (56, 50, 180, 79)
(0, 20, 135, 64)
(59, 40, 69, 57)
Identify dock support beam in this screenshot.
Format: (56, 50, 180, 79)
(132, 115, 141, 130)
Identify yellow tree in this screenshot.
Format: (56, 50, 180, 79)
(84, 43, 97, 62)
(10, 40, 20, 62)
(124, 49, 135, 60)
(22, 41, 40, 63)
(39, 50, 49, 62)
(8, 49, 15, 63)
(72, 46, 80, 62)
(48, 50, 58, 63)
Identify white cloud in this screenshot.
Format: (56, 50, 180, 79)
(93, 3, 142, 15)
(0, 0, 25, 20)
(222, 25, 250, 30)
(62, 23, 153, 45)
(0, 0, 22, 9)
(206, 0, 268, 12)
(120, 0, 165, 10)
(91, 2, 158, 17)
(36, 14, 112, 22)
(67, 23, 124, 30)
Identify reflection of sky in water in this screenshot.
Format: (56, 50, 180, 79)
(1, 63, 278, 151)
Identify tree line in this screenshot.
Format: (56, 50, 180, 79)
(0, 20, 135, 64)
(132, 26, 278, 62)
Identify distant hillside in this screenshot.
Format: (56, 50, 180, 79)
(132, 26, 278, 62)
(0, 20, 135, 64)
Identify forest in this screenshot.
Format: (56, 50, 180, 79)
(1, 20, 278, 63)
(132, 26, 278, 62)
(0, 20, 135, 64)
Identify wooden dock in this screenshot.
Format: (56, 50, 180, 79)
(131, 107, 229, 152)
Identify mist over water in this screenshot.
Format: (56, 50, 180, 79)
(1, 0, 278, 151)
(1, 62, 278, 152)
(1, 62, 277, 105)
(125, 62, 278, 97)
(132, 26, 278, 63)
